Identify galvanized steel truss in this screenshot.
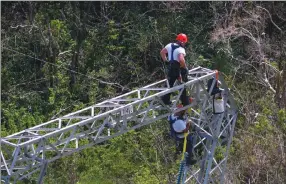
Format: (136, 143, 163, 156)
(0, 67, 238, 184)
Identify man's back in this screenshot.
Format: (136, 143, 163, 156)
(164, 43, 186, 62)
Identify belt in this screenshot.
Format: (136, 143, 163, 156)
(170, 61, 180, 64)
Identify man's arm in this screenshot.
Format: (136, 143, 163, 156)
(184, 120, 191, 133)
(160, 48, 168, 62)
(178, 53, 187, 68)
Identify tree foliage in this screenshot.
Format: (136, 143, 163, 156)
(1, 1, 286, 183)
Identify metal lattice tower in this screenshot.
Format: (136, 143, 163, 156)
(1, 66, 238, 184)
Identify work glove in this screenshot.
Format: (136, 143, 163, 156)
(180, 67, 188, 82)
(184, 122, 191, 133)
(164, 59, 169, 66)
(163, 60, 170, 75)
(177, 74, 183, 83)
(180, 67, 188, 76)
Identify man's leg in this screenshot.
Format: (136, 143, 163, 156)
(175, 139, 184, 155)
(161, 64, 180, 105)
(161, 75, 177, 105)
(180, 68, 190, 106)
(180, 88, 189, 106)
(185, 134, 197, 166)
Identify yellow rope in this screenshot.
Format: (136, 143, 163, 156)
(181, 132, 188, 160)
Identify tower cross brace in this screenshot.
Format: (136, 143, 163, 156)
(1, 66, 238, 184)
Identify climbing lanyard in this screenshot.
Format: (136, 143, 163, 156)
(181, 132, 188, 160)
(177, 132, 189, 184)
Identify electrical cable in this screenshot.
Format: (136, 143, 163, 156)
(2, 47, 126, 89)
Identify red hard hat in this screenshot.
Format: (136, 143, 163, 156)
(176, 33, 188, 43)
(177, 104, 183, 109)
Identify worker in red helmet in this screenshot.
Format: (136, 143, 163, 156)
(160, 33, 190, 106)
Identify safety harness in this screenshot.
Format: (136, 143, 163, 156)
(170, 43, 181, 63)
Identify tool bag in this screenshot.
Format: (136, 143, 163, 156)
(212, 93, 225, 114)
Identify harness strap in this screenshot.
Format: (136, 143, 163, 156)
(170, 43, 181, 62)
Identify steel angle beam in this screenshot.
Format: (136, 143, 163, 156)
(1, 67, 237, 184)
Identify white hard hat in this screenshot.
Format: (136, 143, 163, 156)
(172, 119, 186, 132)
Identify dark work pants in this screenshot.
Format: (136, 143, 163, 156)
(162, 62, 189, 106)
(176, 134, 195, 165)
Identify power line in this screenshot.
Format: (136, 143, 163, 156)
(1, 47, 131, 119)
(10, 78, 48, 88)
(3, 47, 284, 148)
(2, 47, 127, 90)
(1, 78, 48, 95)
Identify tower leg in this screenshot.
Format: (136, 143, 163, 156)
(37, 161, 48, 184)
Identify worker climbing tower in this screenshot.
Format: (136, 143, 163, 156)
(1, 66, 238, 184)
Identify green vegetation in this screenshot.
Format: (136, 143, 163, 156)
(1, 1, 286, 183)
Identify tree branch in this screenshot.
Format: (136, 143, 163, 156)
(257, 6, 282, 32)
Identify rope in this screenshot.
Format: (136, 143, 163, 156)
(177, 152, 188, 184)
(176, 132, 189, 184)
(181, 132, 188, 160)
